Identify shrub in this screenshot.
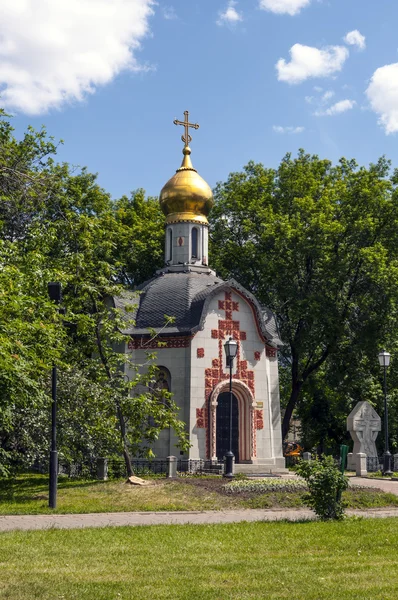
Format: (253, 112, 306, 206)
(295, 455, 348, 520)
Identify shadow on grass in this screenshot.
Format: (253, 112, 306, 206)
(0, 473, 121, 504)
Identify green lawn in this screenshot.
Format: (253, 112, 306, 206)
(1, 473, 398, 514)
(1, 519, 398, 599)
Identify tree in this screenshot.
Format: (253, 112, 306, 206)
(210, 152, 398, 440)
(0, 111, 185, 475)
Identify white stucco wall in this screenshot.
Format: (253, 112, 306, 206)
(126, 288, 283, 465)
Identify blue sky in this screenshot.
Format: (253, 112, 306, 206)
(2, 0, 398, 199)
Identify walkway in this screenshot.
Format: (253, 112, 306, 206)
(1, 506, 398, 532)
(349, 476, 398, 494)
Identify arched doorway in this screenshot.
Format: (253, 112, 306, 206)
(209, 379, 256, 462)
(216, 392, 239, 463)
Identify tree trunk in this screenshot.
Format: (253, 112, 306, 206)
(282, 382, 301, 441)
(116, 403, 134, 478)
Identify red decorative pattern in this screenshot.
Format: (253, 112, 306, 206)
(266, 346, 277, 358)
(197, 348, 205, 358)
(255, 409, 264, 430)
(128, 337, 190, 350)
(254, 351, 261, 361)
(196, 408, 207, 428)
(204, 291, 258, 459)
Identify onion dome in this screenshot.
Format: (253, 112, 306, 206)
(159, 112, 214, 225)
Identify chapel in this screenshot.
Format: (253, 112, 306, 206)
(114, 112, 285, 473)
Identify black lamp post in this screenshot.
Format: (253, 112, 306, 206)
(378, 349, 392, 476)
(223, 336, 238, 478)
(48, 282, 62, 509)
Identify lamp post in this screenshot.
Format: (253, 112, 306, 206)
(223, 336, 238, 478)
(48, 282, 62, 508)
(378, 350, 392, 476)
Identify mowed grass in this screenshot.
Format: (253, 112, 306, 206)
(1, 473, 398, 514)
(0, 473, 241, 514)
(2, 519, 398, 599)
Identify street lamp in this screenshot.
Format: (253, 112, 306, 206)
(378, 349, 392, 476)
(223, 336, 238, 478)
(48, 282, 62, 508)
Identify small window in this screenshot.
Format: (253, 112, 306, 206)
(168, 229, 172, 262)
(191, 227, 198, 259)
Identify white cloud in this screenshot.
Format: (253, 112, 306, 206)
(162, 6, 177, 20)
(366, 63, 398, 134)
(322, 90, 335, 102)
(315, 99, 356, 116)
(0, 0, 154, 115)
(259, 0, 311, 16)
(344, 30, 366, 50)
(217, 1, 243, 26)
(273, 125, 305, 134)
(276, 44, 349, 84)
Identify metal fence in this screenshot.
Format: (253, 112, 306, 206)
(31, 457, 224, 479)
(366, 455, 398, 473)
(366, 456, 381, 473)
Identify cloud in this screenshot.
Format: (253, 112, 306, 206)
(276, 44, 349, 84)
(321, 90, 335, 102)
(217, 1, 243, 26)
(162, 6, 177, 20)
(259, 0, 311, 16)
(273, 125, 305, 134)
(366, 63, 398, 134)
(315, 99, 356, 116)
(344, 30, 366, 50)
(0, 0, 154, 115)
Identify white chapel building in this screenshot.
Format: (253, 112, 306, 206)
(115, 113, 285, 472)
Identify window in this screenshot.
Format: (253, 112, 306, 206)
(191, 227, 198, 259)
(148, 367, 171, 428)
(168, 228, 172, 262)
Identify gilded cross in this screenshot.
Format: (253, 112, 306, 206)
(173, 110, 199, 147)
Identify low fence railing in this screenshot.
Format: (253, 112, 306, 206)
(366, 455, 398, 473)
(31, 457, 224, 479)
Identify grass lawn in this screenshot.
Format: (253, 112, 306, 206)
(2, 519, 398, 599)
(1, 473, 398, 514)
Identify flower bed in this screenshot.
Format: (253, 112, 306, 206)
(225, 478, 307, 494)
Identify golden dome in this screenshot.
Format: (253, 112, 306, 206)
(159, 146, 213, 225)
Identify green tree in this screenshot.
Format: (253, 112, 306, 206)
(210, 152, 398, 441)
(0, 111, 184, 476)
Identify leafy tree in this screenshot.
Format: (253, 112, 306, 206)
(210, 152, 398, 440)
(0, 111, 185, 476)
(113, 191, 164, 286)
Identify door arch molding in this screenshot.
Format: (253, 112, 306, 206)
(209, 379, 256, 462)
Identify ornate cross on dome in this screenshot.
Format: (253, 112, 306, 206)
(173, 110, 199, 147)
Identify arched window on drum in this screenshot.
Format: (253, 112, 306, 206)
(191, 227, 198, 259)
(168, 229, 172, 262)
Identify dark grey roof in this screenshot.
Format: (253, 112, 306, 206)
(113, 272, 282, 347)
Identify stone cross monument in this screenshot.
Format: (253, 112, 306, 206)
(347, 401, 381, 470)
